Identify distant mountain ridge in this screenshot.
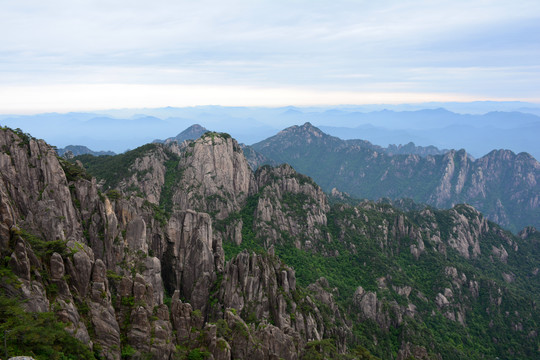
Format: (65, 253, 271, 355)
(3, 104, 540, 157)
(252, 122, 540, 232)
(384, 142, 449, 157)
(153, 124, 208, 144)
(243, 122, 448, 168)
(56, 145, 116, 157)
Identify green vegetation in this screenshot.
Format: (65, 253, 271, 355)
(121, 344, 136, 358)
(220, 194, 265, 260)
(221, 172, 540, 359)
(15, 228, 71, 259)
(74, 143, 158, 190)
(0, 228, 95, 359)
(252, 125, 540, 232)
(201, 131, 231, 143)
(106, 189, 122, 200)
(160, 155, 183, 215)
(0, 294, 96, 360)
(186, 348, 211, 360)
(59, 157, 92, 182)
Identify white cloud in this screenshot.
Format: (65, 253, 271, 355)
(1, 0, 539, 111)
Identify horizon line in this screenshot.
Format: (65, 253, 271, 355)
(1, 84, 539, 115)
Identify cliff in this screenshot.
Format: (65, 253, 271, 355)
(252, 122, 540, 232)
(1, 126, 539, 359)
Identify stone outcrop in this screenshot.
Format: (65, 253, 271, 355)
(88, 259, 121, 360)
(217, 250, 324, 346)
(7, 234, 50, 313)
(254, 164, 330, 249)
(1, 126, 539, 360)
(174, 133, 257, 220)
(0, 129, 82, 243)
(353, 286, 416, 331)
(163, 210, 223, 313)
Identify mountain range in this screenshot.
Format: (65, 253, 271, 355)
(248, 123, 540, 233)
(3, 104, 540, 159)
(1, 125, 539, 359)
(55, 121, 540, 233)
(56, 145, 116, 157)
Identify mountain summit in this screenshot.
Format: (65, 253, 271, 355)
(252, 123, 540, 232)
(154, 124, 208, 144)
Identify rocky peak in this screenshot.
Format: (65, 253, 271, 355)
(253, 164, 330, 249)
(174, 132, 257, 220)
(253, 124, 540, 232)
(118, 145, 172, 204)
(216, 251, 344, 353)
(2, 126, 539, 360)
(252, 123, 344, 160)
(156, 124, 209, 144)
(298, 122, 324, 137)
(0, 128, 83, 243)
(281, 122, 333, 142)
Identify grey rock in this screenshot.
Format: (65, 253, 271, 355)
(175, 134, 257, 220)
(89, 259, 121, 360)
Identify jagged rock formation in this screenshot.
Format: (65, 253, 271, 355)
(385, 142, 448, 157)
(253, 164, 329, 249)
(174, 132, 258, 220)
(0, 128, 340, 359)
(239, 143, 278, 171)
(1, 126, 539, 360)
(252, 122, 540, 232)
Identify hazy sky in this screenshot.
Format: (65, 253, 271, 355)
(1, 0, 540, 113)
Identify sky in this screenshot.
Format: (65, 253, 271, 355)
(1, 0, 540, 113)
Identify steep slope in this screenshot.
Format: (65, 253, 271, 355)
(224, 165, 540, 359)
(252, 122, 540, 232)
(239, 143, 278, 171)
(1, 127, 349, 360)
(1, 126, 539, 359)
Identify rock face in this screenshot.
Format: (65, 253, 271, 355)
(0, 127, 338, 359)
(213, 252, 350, 359)
(253, 164, 329, 249)
(217, 251, 329, 344)
(174, 133, 257, 220)
(0, 129, 82, 243)
(1, 126, 539, 360)
(353, 285, 416, 331)
(252, 122, 540, 232)
(163, 210, 222, 312)
(88, 259, 121, 360)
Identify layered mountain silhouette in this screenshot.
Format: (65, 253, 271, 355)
(249, 122, 540, 232)
(56, 145, 116, 157)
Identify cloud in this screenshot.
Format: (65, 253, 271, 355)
(1, 0, 539, 111)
